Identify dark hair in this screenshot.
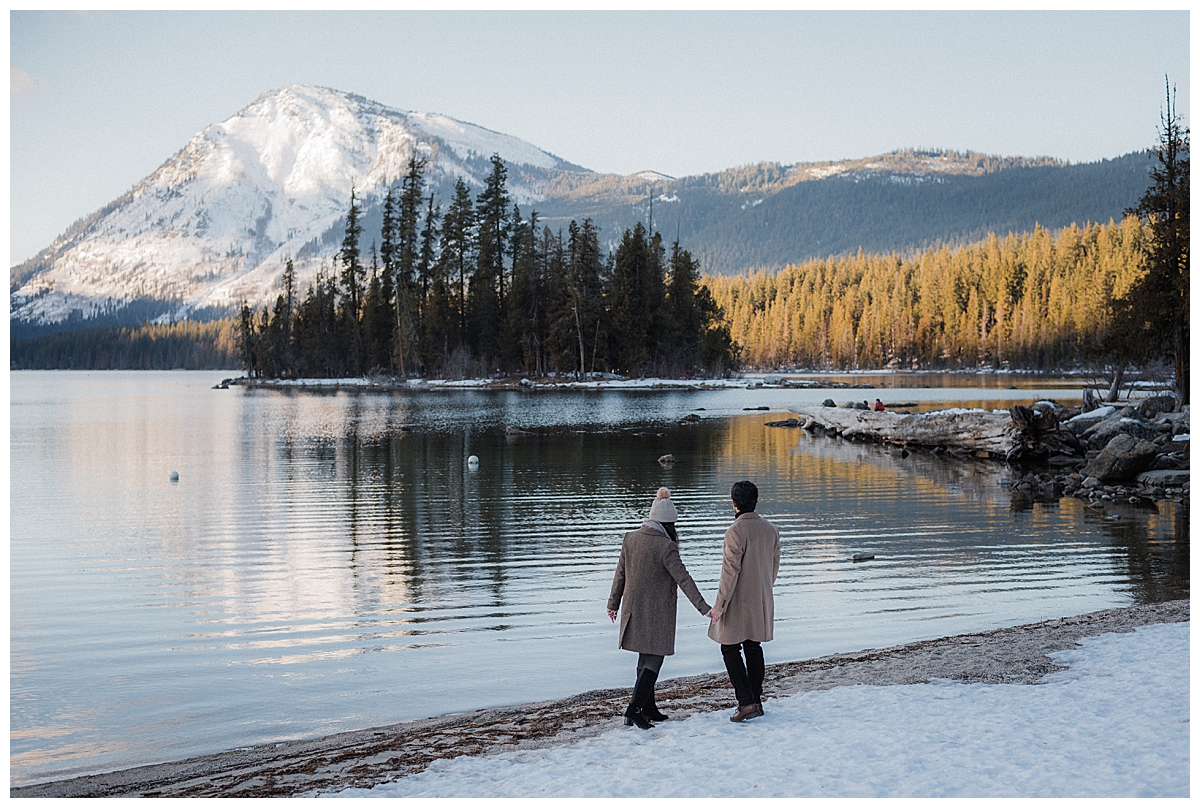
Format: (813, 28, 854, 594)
(731, 480, 758, 513)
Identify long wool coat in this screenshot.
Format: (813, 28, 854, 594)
(607, 524, 711, 656)
(707, 511, 782, 645)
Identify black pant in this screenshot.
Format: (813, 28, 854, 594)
(721, 640, 764, 707)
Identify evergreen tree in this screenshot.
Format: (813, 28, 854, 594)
(237, 300, 258, 376)
(394, 157, 426, 375)
(417, 193, 442, 369)
(562, 219, 606, 377)
(439, 178, 476, 353)
(502, 208, 542, 372)
(608, 222, 666, 373)
(472, 154, 511, 360)
(280, 258, 296, 373)
(666, 240, 704, 370)
(338, 188, 365, 374)
(1108, 79, 1190, 406)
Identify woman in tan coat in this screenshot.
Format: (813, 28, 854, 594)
(607, 488, 711, 729)
(708, 480, 781, 722)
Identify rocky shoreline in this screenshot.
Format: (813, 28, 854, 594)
(12, 600, 1188, 798)
(786, 394, 1189, 505)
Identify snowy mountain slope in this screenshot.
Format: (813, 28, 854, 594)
(10, 84, 579, 326)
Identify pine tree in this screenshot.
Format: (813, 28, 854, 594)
(394, 156, 426, 376)
(338, 188, 365, 375)
(472, 154, 511, 361)
(666, 240, 703, 371)
(439, 178, 476, 353)
(1108, 78, 1190, 406)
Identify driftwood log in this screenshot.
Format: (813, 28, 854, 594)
(791, 406, 1017, 457)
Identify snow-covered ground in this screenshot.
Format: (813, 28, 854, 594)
(325, 622, 1189, 798)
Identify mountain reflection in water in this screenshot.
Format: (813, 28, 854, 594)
(9, 372, 1186, 785)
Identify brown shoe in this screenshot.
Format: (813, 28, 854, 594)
(730, 703, 764, 722)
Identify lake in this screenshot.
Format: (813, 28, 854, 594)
(9, 370, 1187, 785)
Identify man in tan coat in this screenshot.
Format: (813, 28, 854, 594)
(708, 480, 781, 722)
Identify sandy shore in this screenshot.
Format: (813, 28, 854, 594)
(12, 599, 1188, 798)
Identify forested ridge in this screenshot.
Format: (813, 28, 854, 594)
(706, 217, 1149, 370)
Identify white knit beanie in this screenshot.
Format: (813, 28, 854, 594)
(648, 487, 678, 522)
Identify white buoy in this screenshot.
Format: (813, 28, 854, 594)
(169, 471, 180, 482)
(467, 455, 479, 469)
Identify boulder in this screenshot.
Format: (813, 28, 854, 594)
(1137, 394, 1176, 420)
(1064, 405, 1116, 434)
(1136, 469, 1191, 488)
(1083, 416, 1164, 451)
(1080, 433, 1162, 481)
(821, 399, 836, 408)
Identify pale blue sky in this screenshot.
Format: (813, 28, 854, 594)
(9, 10, 1190, 264)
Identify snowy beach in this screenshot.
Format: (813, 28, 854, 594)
(14, 600, 1187, 798)
(333, 620, 1189, 799)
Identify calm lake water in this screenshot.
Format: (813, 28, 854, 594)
(10, 370, 1188, 785)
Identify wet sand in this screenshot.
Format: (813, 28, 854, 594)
(12, 599, 1188, 798)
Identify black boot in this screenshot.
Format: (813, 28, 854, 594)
(644, 684, 669, 722)
(623, 668, 658, 730)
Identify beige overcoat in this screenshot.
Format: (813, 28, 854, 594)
(707, 511, 781, 645)
(607, 523, 711, 656)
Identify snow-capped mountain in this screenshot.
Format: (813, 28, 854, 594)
(11, 83, 1151, 332)
(11, 84, 580, 326)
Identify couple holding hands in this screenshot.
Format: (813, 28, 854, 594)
(607, 481, 781, 728)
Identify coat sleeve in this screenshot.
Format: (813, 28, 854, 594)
(713, 523, 747, 612)
(662, 541, 711, 615)
(772, 524, 781, 585)
(606, 540, 627, 612)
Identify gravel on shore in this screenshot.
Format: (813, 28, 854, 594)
(11, 599, 1188, 798)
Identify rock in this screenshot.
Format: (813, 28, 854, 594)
(743, 406, 770, 411)
(1083, 416, 1163, 451)
(1137, 469, 1190, 488)
(764, 375, 784, 385)
(1080, 433, 1161, 481)
(1083, 476, 1101, 488)
(1065, 405, 1116, 434)
(764, 418, 800, 428)
(505, 426, 532, 435)
(821, 399, 837, 408)
(850, 553, 875, 562)
(519, 378, 535, 388)
(657, 454, 676, 465)
(680, 413, 702, 423)
(1137, 394, 1176, 420)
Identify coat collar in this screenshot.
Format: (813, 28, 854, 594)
(735, 511, 761, 521)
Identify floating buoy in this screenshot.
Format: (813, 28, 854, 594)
(467, 455, 479, 469)
(169, 471, 180, 482)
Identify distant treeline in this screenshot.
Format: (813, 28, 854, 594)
(707, 217, 1148, 370)
(238, 154, 737, 379)
(11, 320, 240, 370)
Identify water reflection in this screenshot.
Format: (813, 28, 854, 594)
(9, 372, 1187, 786)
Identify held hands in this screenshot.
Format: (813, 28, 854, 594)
(708, 607, 722, 624)
(607, 609, 618, 622)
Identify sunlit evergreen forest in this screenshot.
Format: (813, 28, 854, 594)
(706, 217, 1149, 370)
(10, 320, 240, 370)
